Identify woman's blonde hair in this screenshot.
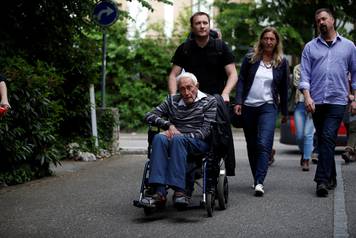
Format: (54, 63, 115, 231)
(248, 27, 284, 67)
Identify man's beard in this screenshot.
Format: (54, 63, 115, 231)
(319, 24, 328, 35)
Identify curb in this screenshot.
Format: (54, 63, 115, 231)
(119, 148, 147, 155)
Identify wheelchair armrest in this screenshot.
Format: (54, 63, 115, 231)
(147, 124, 161, 144)
(147, 124, 163, 159)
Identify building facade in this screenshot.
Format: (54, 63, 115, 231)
(117, 0, 250, 38)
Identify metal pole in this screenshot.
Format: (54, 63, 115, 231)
(89, 84, 99, 147)
(101, 29, 107, 108)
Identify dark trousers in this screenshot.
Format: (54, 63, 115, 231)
(242, 103, 277, 185)
(312, 104, 346, 184)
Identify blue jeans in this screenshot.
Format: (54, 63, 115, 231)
(148, 134, 209, 190)
(294, 102, 315, 160)
(312, 104, 346, 184)
(242, 103, 277, 185)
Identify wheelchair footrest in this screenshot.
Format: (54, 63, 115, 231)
(133, 198, 157, 208)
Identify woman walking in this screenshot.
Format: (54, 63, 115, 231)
(234, 27, 289, 196)
(293, 64, 315, 171)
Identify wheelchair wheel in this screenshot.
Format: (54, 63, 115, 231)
(217, 175, 228, 210)
(206, 192, 215, 217)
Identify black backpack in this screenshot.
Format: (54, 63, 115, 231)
(211, 94, 236, 176)
(183, 29, 223, 56)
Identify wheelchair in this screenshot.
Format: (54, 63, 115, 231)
(133, 124, 229, 217)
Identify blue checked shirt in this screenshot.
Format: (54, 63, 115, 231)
(299, 34, 356, 105)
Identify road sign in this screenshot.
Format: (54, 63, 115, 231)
(93, 0, 119, 27)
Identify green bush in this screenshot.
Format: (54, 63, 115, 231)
(101, 23, 176, 130)
(0, 164, 35, 185)
(97, 108, 119, 149)
(0, 57, 63, 184)
(0, 0, 176, 185)
(117, 80, 166, 131)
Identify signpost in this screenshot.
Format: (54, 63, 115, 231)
(93, 0, 119, 27)
(93, 0, 119, 108)
(91, 1, 119, 147)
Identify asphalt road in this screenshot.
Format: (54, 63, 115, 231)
(0, 135, 355, 238)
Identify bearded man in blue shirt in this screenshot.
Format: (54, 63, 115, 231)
(299, 8, 356, 197)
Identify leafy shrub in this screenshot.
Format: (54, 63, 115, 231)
(0, 57, 62, 184)
(117, 80, 166, 131)
(100, 23, 176, 130)
(0, 164, 35, 185)
(97, 108, 119, 149)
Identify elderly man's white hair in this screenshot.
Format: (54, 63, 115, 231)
(176, 72, 198, 86)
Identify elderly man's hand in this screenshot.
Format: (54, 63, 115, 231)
(163, 125, 181, 139)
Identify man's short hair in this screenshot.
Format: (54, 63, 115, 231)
(315, 8, 334, 18)
(177, 72, 198, 86)
(190, 12, 210, 27)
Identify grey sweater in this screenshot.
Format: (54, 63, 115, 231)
(144, 93, 217, 140)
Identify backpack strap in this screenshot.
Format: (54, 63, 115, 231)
(214, 39, 223, 56)
(183, 38, 223, 56)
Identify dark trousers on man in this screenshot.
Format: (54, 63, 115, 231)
(312, 104, 346, 185)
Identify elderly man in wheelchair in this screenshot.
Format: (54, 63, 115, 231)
(143, 72, 217, 209)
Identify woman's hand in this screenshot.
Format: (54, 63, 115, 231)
(234, 104, 242, 115)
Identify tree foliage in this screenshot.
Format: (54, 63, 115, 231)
(0, 0, 100, 184)
(101, 21, 177, 131)
(215, 0, 355, 62)
(0, 0, 174, 184)
(214, 2, 261, 63)
(0, 57, 63, 184)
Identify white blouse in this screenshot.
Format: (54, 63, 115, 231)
(244, 62, 274, 107)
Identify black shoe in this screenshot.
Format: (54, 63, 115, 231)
(341, 152, 351, 163)
(327, 177, 337, 190)
(302, 159, 310, 171)
(316, 183, 328, 197)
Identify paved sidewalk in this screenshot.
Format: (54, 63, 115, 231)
(1, 131, 355, 237)
(118, 130, 356, 237)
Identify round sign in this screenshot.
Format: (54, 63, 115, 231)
(93, 0, 119, 27)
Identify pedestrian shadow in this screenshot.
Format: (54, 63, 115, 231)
(132, 207, 204, 223)
(132, 195, 224, 223)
